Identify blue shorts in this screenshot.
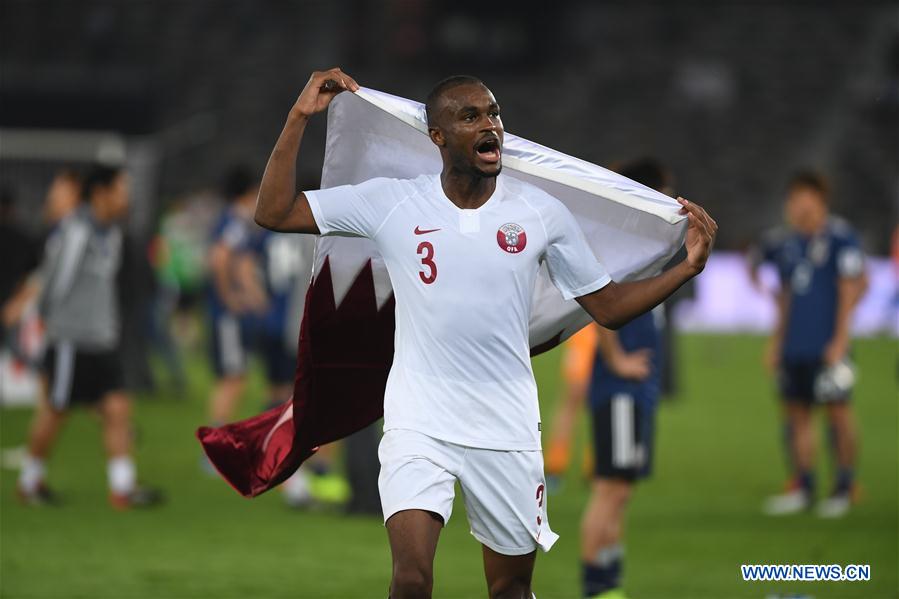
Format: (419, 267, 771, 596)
(592, 393, 656, 482)
(209, 314, 252, 377)
(779, 358, 851, 404)
(258, 330, 296, 385)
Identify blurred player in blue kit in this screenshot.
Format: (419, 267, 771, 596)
(204, 167, 268, 434)
(240, 227, 347, 506)
(753, 171, 867, 518)
(204, 170, 345, 501)
(580, 159, 669, 599)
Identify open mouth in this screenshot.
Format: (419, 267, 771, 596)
(475, 137, 501, 164)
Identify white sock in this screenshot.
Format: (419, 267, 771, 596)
(107, 456, 136, 495)
(283, 468, 312, 505)
(19, 454, 46, 494)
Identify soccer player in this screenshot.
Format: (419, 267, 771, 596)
(580, 159, 671, 599)
(254, 68, 717, 597)
(758, 171, 867, 518)
(239, 229, 351, 507)
(12, 165, 161, 509)
(204, 167, 268, 436)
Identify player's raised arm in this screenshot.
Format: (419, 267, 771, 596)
(578, 197, 717, 329)
(255, 68, 360, 234)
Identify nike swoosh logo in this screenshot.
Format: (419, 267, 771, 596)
(414, 226, 441, 235)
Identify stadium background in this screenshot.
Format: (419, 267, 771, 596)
(1, 1, 896, 598)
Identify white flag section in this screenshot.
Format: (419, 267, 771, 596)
(314, 87, 688, 349)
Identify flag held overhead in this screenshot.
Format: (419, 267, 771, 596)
(197, 87, 687, 497)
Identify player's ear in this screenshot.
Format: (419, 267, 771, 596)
(428, 126, 445, 147)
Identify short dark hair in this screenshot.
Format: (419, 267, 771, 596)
(616, 158, 671, 193)
(82, 164, 123, 201)
(222, 165, 257, 201)
(425, 75, 486, 126)
(787, 169, 830, 201)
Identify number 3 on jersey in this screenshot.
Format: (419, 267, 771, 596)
(417, 241, 437, 284)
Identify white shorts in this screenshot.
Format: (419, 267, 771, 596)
(378, 429, 559, 556)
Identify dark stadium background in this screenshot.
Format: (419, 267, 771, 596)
(1, 1, 896, 598)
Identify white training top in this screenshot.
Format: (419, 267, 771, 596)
(306, 173, 610, 450)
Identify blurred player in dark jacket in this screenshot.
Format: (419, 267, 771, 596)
(10, 165, 161, 509)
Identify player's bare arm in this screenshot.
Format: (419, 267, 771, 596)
(208, 242, 245, 313)
(765, 289, 789, 373)
(233, 252, 269, 314)
(823, 273, 868, 366)
(595, 326, 652, 381)
(255, 68, 360, 233)
(577, 197, 717, 329)
(1, 277, 40, 327)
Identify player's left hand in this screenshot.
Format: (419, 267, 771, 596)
(678, 197, 717, 275)
(823, 337, 848, 366)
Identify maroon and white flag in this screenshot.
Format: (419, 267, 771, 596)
(197, 88, 687, 497)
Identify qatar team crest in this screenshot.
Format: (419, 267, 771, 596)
(497, 223, 527, 253)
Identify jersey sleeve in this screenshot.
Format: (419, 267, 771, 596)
(216, 216, 250, 251)
(835, 232, 865, 278)
(304, 177, 402, 239)
(542, 200, 611, 300)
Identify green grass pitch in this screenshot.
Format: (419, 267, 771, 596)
(1, 334, 896, 598)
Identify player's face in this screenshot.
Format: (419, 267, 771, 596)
(785, 186, 827, 234)
(432, 84, 504, 178)
(102, 173, 130, 222)
(44, 174, 80, 224)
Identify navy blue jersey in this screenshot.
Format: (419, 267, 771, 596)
(589, 307, 664, 409)
(206, 208, 255, 318)
(758, 218, 865, 361)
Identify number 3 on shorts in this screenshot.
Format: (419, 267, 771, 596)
(417, 241, 437, 284)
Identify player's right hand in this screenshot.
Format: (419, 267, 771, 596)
(615, 348, 653, 381)
(290, 68, 360, 119)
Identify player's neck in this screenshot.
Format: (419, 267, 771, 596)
(439, 169, 497, 210)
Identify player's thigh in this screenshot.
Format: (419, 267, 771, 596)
(481, 543, 536, 597)
(779, 360, 817, 405)
(823, 400, 854, 429)
(385, 509, 444, 574)
(785, 400, 813, 425)
(459, 447, 558, 557)
(100, 390, 131, 422)
(591, 477, 634, 508)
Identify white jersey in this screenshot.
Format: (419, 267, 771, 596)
(306, 174, 610, 450)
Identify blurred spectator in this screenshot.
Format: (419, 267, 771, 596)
(11, 165, 162, 509)
(757, 171, 868, 518)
